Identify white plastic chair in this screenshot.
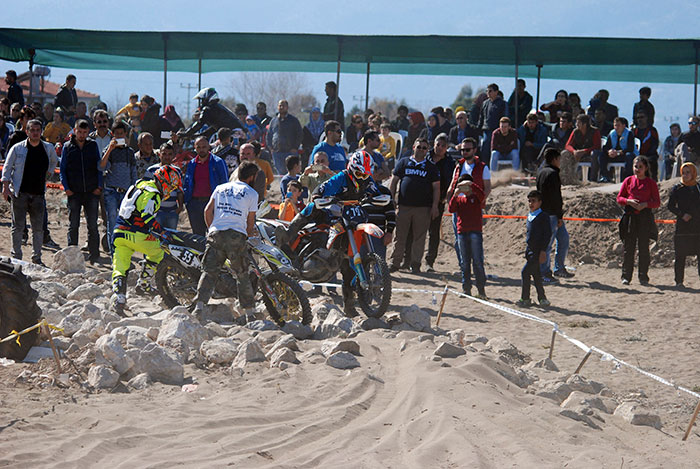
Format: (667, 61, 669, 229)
(389, 131, 403, 159)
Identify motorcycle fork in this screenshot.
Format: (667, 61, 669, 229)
(347, 229, 368, 288)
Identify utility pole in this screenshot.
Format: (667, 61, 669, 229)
(180, 83, 197, 119)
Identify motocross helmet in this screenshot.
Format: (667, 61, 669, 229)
(153, 165, 182, 200)
(193, 87, 219, 104)
(347, 150, 373, 186)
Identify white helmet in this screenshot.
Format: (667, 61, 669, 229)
(347, 150, 373, 182)
(193, 87, 219, 104)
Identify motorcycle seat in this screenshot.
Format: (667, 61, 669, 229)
(171, 231, 206, 251)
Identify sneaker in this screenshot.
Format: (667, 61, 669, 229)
(675, 282, 685, 288)
(190, 301, 205, 320)
(553, 269, 574, 278)
(32, 259, 46, 267)
(476, 289, 488, 300)
(621, 278, 630, 285)
(538, 298, 551, 307)
(425, 263, 435, 273)
(43, 237, 61, 250)
(516, 298, 532, 307)
(639, 277, 649, 286)
(389, 264, 400, 273)
(81, 243, 90, 252)
(598, 176, 611, 183)
(410, 264, 421, 274)
(110, 293, 127, 317)
(461, 287, 472, 297)
(542, 275, 559, 285)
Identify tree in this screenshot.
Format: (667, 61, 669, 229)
(451, 84, 487, 113)
(228, 72, 314, 118)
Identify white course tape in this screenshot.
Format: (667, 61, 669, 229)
(449, 289, 556, 327)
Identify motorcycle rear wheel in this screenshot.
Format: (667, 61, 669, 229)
(259, 272, 312, 326)
(356, 252, 391, 318)
(155, 256, 198, 308)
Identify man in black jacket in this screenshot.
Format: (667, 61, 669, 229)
(54, 74, 78, 118)
(535, 148, 573, 283)
(5, 70, 24, 107)
(59, 119, 103, 263)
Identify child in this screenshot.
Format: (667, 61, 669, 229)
(518, 190, 552, 307)
(117, 93, 142, 119)
(379, 123, 396, 165)
(448, 174, 487, 298)
(278, 180, 305, 222)
(281, 155, 301, 196)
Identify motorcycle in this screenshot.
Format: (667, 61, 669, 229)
(154, 229, 311, 326)
(257, 195, 392, 318)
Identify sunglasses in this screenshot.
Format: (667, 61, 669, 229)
(460, 147, 475, 152)
(417, 146, 429, 150)
(332, 129, 342, 133)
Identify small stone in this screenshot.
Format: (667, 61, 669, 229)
(434, 342, 467, 358)
(88, 365, 119, 389)
(133, 343, 184, 385)
(76, 348, 95, 367)
(580, 254, 595, 264)
(359, 317, 389, 331)
(266, 335, 298, 359)
(231, 338, 266, 367)
(95, 335, 134, 375)
(326, 351, 360, 369)
(270, 348, 298, 368)
(157, 312, 211, 351)
(255, 330, 286, 346)
(321, 340, 361, 357)
(106, 316, 161, 332)
(614, 402, 662, 429)
(399, 304, 431, 332)
(67, 284, 104, 301)
(314, 308, 354, 340)
(58, 314, 84, 337)
(51, 246, 85, 273)
(200, 338, 240, 365)
(524, 358, 560, 372)
(246, 319, 280, 331)
(561, 391, 617, 414)
(606, 261, 618, 269)
(486, 336, 530, 365)
(535, 379, 573, 404)
(75, 319, 106, 342)
(431, 355, 443, 361)
(127, 372, 151, 390)
(282, 321, 314, 340)
(559, 408, 602, 430)
(204, 322, 227, 338)
(613, 242, 624, 255)
(566, 375, 607, 395)
(52, 337, 72, 351)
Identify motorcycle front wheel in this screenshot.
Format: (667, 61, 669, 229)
(155, 256, 198, 308)
(356, 252, 391, 318)
(259, 272, 312, 326)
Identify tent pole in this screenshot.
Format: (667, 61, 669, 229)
(335, 38, 342, 123)
(198, 56, 202, 91)
(514, 39, 520, 128)
(365, 61, 370, 112)
(28, 49, 35, 103)
(162, 34, 168, 106)
(536, 64, 542, 109)
(694, 45, 698, 116)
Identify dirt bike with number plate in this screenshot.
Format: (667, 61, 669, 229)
(256, 195, 392, 318)
(154, 229, 311, 325)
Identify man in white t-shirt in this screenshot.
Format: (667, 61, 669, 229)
(191, 161, 259, 321)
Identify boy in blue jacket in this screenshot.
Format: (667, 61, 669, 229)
(518, 190, 552, 307)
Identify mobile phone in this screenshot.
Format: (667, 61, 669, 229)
(161, 131, 171, 139)
(312, 164, 323, 171)
(116, 138, 126, 146)
(286, 191, 293, 198)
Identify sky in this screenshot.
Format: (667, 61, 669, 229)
(2, 0, 699, 140)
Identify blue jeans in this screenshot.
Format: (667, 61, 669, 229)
(457, 231, 485, 291)
(156, 210, 179, 230)
(490, 149, 520, 172)
(272, 151, 294, 175)
(103, 187, 127, 254)
(599, 151, 635, 180)
(187, 198, 209, 236)
(540, 215, 569, 276)
(452, 213, 463, 267)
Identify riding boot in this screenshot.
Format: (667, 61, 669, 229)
(110, 276, 127, 317)
(342, 284, 358, 318)
(275, 213, 309, 247)
(135, 259, 158, 295)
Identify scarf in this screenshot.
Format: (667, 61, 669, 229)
(161, 105, 181, 128)
(306, 106, 324, 140)
(427, 112, 439, 141)
(681, 162, 698, 186)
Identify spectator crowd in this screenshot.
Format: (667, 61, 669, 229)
(2, 69, 700, 306)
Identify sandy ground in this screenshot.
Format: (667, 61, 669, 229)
(1, 178, 700, 467)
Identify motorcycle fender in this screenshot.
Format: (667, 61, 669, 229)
(356, 223, 384, 239)
(254, 242, 295, 271)
(169, 245, 201, 269)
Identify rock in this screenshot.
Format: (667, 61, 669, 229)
(88, 365, 120, 389)
(66, 283, 104, 301)
(70, 332, 91, 348)
(204, 322, 227, 338)
(95, 335, 134, 375)
(58, 314, 84, 337)
(399, 304, 431, 332)
(105, 316, 162, 332)
(359, 317, 389, 330)
(534, 379, 573, 404)
(434, 342, 467, 358)
(269, 348, 298, 368)
(76, 348, 95, 367)
(203, 303, 234, 323)
(52, 337, 72, 351)
(156, 337, 189, 364)
(314, 308, 354, 340)
(326, 351, 360, 369)
(146, 328, 160, 341)
(109, 326, 152, 349)
(613, 242, 624, 255)
(606, 261, 618, 269)
(580, 254, 595, 264)
(566, 375, 607, 395)
(75, 319, 106, 342)
(231, 338, 266, 368)
(310, 300, 338, 323)
(52, 246, 85, 273)
(524, 358, 560, 372)
(255, 330, 286, 346)
(127, 373, 151, 390)
(302, 349, 326, 364)
(614, 402, 662, 429)
(246, 319, 280, 331)
(75, 303, 103, 321)
(282, 321, 314, 340)
(157, 313, 210, 351)
(266, 335, 299, 359)
(486, 337, 530, 365)
(133, 343, 184, 385)
(561, 391, 617, 414)
(200, 338, 240, 365)
(559, 408, 602, 430)
(321, 340, 360, 357)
